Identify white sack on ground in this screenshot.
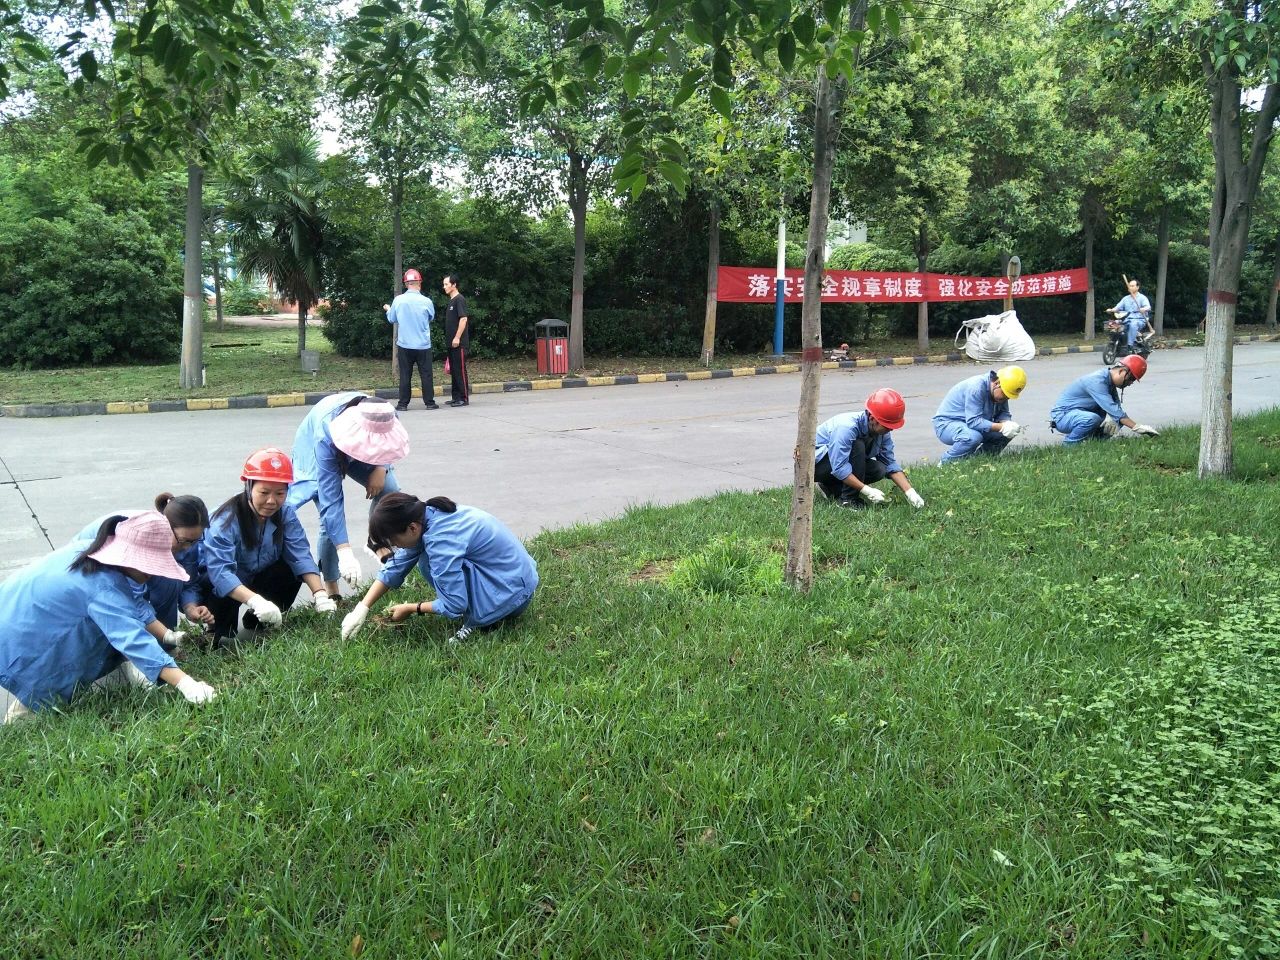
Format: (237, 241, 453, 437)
(954, 310, 1037, 362)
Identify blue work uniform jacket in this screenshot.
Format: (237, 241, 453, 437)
(1112, 293, 1151, 322)
(386, 289, 435, 350)
(932, 373, 1010, 434)
(376, 505, 539, 627)
(0, 548, 177, 710)
(201, 503, 318, 599)
(814, 411, 902, 481)
(1050, 369, 1128, 425)
(287, 391, 383, 549)
(72, 512, 202, 625)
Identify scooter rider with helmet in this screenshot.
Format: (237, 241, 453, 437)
(813, 388, 926, 509)
(1049, 355, 1160, 444)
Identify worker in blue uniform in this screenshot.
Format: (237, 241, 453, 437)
(340, 492, 539, 646)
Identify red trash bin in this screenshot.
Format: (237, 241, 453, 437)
(535, 318, 570, 374)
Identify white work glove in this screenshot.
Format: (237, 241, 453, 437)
(122, 661, 152, 687)
(859, 485, 887, 505)
(176, 676, 217, 704)
(1132, 423, 1161, 437)
(246, 593, 283, 627)
(1100, 414, 1120, 438)
(312, 590, 338, 615)
(341, 604, 370, 640)
(999, 420, 1023, 438)
(337, 546, 364, 589)
(905, 489, 925, 509)
(161, 629, 187, 650)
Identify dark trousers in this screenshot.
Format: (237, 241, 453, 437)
(447, 344, 469, 402)
(814, 440, 888, 500)
(203, 559, 305, 639)
(397, 347, 436, 407)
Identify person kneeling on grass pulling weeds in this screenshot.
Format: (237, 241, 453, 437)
(341, 493, 539, 646)
(813, 388, 925, 510)
(933, 366, 1028, 464)
(198, 448, 337, 646)
(68, 492, 213, 654)
(1049, 355, 1159, 444)
(0, 512, 217, 723)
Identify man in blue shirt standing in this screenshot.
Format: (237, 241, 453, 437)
(383, 268, 439, 411)
(1108, 278, 1154, 348)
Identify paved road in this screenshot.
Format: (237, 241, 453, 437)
(3, 342, 1279, 584)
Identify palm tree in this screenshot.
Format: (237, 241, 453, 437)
(228, 133, 328, 355)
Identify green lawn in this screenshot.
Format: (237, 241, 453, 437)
(3, 414, 1280, 957)
(0, 322, 1237, 406)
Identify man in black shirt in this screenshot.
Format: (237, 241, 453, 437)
(441, 273, 470, 406)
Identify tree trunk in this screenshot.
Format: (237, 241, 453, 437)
(1083, 214, 1095, 340)
(785, 9, 859, 591)
(1267, 233, 1279, 331)
(212, 254, 225, 332)
(391, 174, 404, 380)
(702, 200, 720, 366)
(916, 220, 929, 354)
(180, 162, 204, 389)
(1154, 204, 1170, 335)
(1197, 63, 1279, 477)
(568, 150, 588, 371)
(298, 302, 307, 355)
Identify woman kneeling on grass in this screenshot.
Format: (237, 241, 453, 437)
(340, 493, 539, 645)
(0, 512, 217, 723)
(70, 492, 213, 652)
(200, 448, 337, 645)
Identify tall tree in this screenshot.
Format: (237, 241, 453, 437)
(836, 21, 970, 352)
(455, 5, 626, 370)
(1095, 0, 1280, 477)
(9, 0, 279, 387)
(338, 0, 453, 374)
(227, 132, 329, 354)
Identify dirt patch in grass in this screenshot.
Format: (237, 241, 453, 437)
(629, 559, 676, 582)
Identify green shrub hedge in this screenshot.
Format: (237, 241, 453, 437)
(0, 203, 181, 368)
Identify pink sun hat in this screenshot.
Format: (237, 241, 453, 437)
(88, 511, 190, 581)
(329, 400, 411, 466)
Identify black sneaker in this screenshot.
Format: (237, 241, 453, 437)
(424, 402, 440, 410)
(394, 404, 409, 412)
(448, 399, 468, 407)
(837, 496, 865, 509)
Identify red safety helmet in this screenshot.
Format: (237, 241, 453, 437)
(1115, 354, 1147, 381)
(865, 388, 906, 430)
(403, 268, 423, 284)
(241, 447, 294, 484)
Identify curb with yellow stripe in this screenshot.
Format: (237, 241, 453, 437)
(4, 334, 1277, 419)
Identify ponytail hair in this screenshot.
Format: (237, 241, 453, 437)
(69, 514, 128, 575)
(155, 492, 209, 530)
(368, 492, 455, 550)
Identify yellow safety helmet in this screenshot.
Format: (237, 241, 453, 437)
(996, 365, 1027, 400)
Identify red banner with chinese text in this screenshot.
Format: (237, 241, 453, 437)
(716, 267, 1088, 303)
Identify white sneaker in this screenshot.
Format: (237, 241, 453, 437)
(447, 624, 474, 646)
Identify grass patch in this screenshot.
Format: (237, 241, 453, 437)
(3, 325, 1248, 406)
(4, 411, 1280, 956)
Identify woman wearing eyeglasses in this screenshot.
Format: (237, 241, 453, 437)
(68, 492, 212, 650)
(1049, 355, 1160, 443)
